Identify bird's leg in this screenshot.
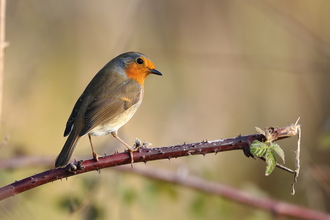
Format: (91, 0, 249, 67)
(111, 131, 136, 165)
(88, 134, 99, 162)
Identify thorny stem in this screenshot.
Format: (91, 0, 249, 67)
(0, 123, 300, 201)
(257, 119, 301, 194)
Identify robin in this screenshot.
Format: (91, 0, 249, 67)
(55, 52, 162, 167)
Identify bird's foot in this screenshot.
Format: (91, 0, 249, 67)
(126, 138, 152, 167)
(67, 160, 85, 173)
(92, 151, 100, 162)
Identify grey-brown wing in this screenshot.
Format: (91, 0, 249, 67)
(79, 81, 142, 136)
(64, 95, 84, 137)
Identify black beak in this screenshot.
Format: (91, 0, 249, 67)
(149, 69, 163, 76)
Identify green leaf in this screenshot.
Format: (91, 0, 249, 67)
(269, 142, 285, 164)
(265, 150, 276, 176)
(250, 140, 286, 176)
(250, 140, 268, 157)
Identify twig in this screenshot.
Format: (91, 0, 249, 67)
(257, 156, 295, 174)
(114, 166, 330, 220)
(0, 155, 326, 219)
(0, 134, 263, 200)
(0, 155, 54, 170)
(0, 124, 299, 200)
(255, 118, 301, 194)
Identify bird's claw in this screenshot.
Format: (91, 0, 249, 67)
(127, 138, 152, 168)
(67, 160, 85, 173)
(92, 151, 100, 162)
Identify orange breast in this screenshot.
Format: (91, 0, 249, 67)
(125, 63, 148, 86)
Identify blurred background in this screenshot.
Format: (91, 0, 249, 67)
(1, 0, 330, 219)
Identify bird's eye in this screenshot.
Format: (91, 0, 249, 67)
(136, 58, 144, 65)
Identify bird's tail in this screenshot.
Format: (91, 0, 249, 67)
(55, 131, 80, 167)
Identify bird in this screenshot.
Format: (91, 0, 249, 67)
(55, 52, 162, 167)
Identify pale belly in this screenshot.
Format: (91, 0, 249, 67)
(88, 103, 141, 136)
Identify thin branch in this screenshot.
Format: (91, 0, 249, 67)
(0, 155, 54, 170)
(0, 156, 327, 220)
(114, 166, 330, 220)
(255, 118, 301, 194)
(0, 124, 299, 201)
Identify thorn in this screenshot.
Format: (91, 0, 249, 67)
(213, 149, 218, 155)
(186, 152, 191, 156)
(167, 157, 172, 161)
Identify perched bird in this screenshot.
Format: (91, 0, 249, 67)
(55, 52, 162, 167)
